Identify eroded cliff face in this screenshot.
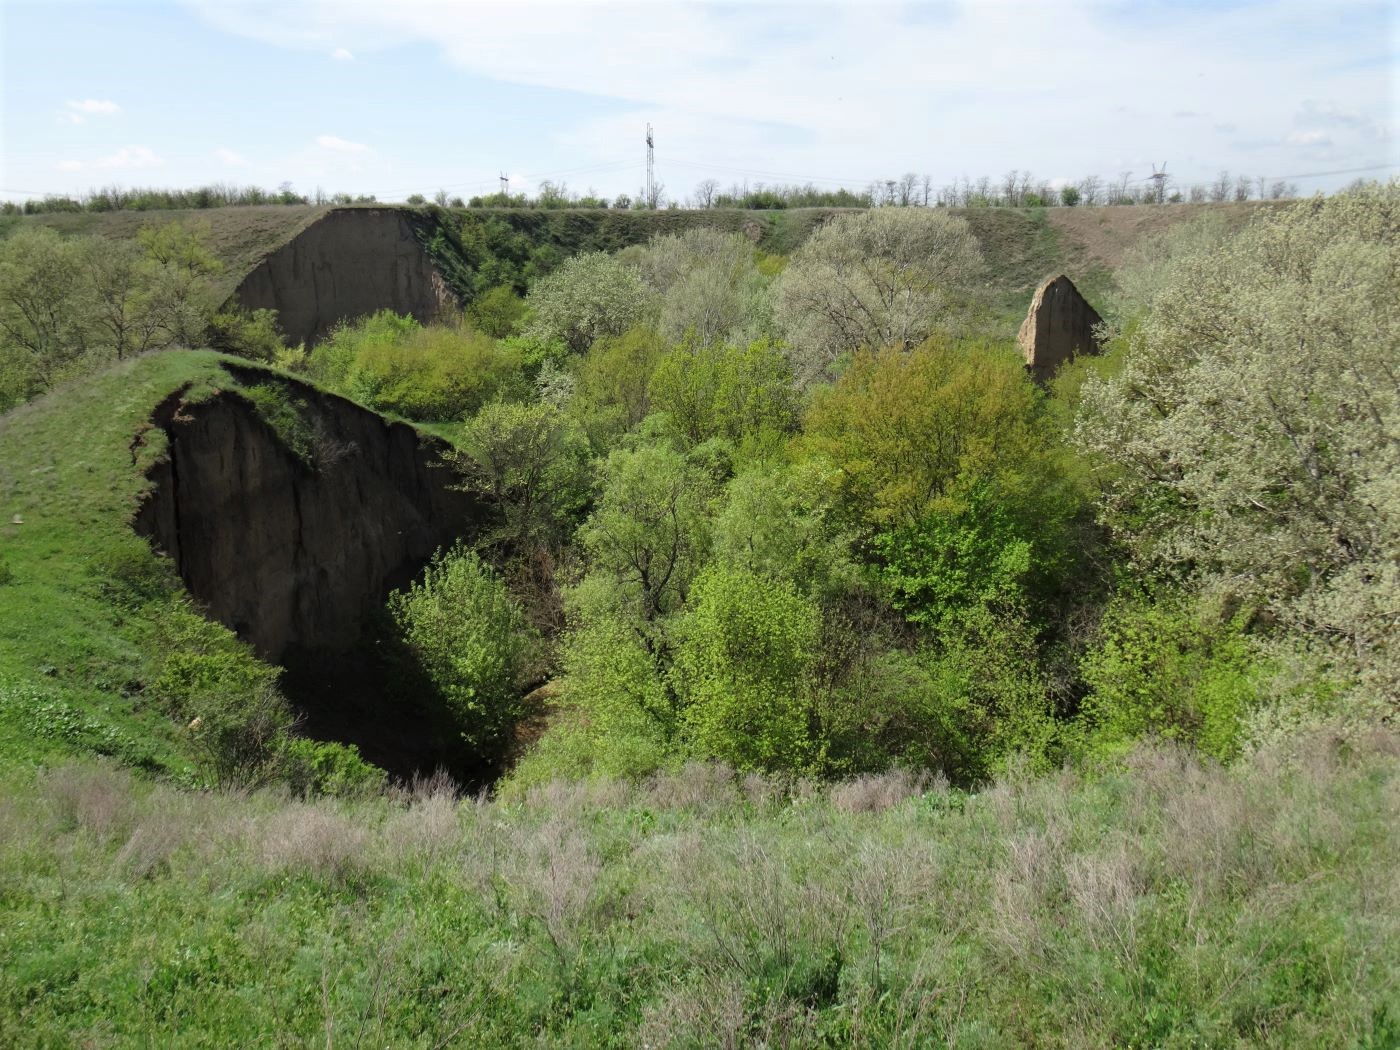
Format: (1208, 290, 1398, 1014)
(134, 370, 488, 775)
(232, 208, 456, 346)
(1017, 274, 1103, 383)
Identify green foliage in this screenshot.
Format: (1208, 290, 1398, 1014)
(711, 463, 859, 600)
(1077, 184, 1400, 707)
(239, 382, 315, 463)
(278, 738, 387, 799)
(143, 600, 294, 788)
(1077, 594, 1266, 761)
(208, 307, 287, 362)
(648, 338, 799, 454)
(523, 251, 654, 353)
(535, 587, 678, 781)
(467, 283, 527, 337)
(578, 443, 714, 622)
(568, 326, 666, 448)
(449, 399, 590, 552)
(802, 339, 1082, 630)
(388, 547, 533, 759)
(0, 221, 245, 407)
(307, 311, 528, 421)
(673, 565, 822, 773)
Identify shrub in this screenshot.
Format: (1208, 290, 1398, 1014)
(278, 738, 387, 799)
(648, 337, 799, 453)
(467, 284, 527, 338)
(673, 565, 822, 773)
(1077, 593, 1267, 760)
(388, 546, 533, 760)
(143, 601, 294, 787)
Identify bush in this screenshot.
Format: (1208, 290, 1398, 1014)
(467, 284, 527, 338)
(1077, 594, 1267, 761)
(673, 565, 822, 773)
(279, 738, 387, 799)
(648, 338, 799, 454)
(143, 601, 294, 787)
(307, 311, 528, 421)
(388, 546, 533, 760)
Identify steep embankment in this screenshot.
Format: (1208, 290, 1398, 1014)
(232, 208, 459, 346)
(0, 352, 486, 776)
(133, 366, 483, 662)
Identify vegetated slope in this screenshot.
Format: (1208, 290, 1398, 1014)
(1, 735, 1394, 1046)
(0, 205, 326, 306)
(0, 351, 482, 777)
(4, 202, 1273, 340)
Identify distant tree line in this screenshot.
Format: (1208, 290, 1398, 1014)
(870, 169, 1301, 208)
(5, 168, 1313, 219)
(1, 183, 380, 216)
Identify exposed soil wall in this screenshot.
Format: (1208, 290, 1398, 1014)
(232, 208, 457, 346)
(133, 372, 489, 775)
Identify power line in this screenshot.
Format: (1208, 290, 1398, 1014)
(1260, 162, 1396, 181)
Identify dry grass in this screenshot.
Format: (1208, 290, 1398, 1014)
(1, 729, 1394, 1046)
(828, 768, 939, 814)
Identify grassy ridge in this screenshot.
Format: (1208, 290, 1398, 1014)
(0, 352, 305, 776)
(0, 735, 1394, 1046)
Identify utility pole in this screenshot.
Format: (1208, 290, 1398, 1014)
(499, 172, 509, 198)
(1149, 162, 1169, 204)
(645, 123, 655, 207)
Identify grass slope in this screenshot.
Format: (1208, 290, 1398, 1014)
(0, 351, 296, 775)
(0, 206, 327, 305)
(0, 736, 1394, 1046)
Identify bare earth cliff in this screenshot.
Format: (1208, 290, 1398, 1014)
(134, 370, 487, 773)
(232, 208, 457, 346)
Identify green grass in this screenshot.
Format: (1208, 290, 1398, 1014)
(0, 352, 327, 776)
(0, 735, 1394, 1046)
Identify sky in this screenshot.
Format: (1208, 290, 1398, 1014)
(1, 0, 1396, 205)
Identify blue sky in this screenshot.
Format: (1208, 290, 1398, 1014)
(1, 0, 1395, 204)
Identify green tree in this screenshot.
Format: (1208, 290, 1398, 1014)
(774, 208, 983, 385)
(524, 251, 654, 353)
(648, 338, 799, 451)
(1076, 184, 1400, 707)
(801, 339, 1081, 631)
(388, 547, 533, 758)
(449, 399, 590, 553)
(673, 565, 821, 773)
(468, 284, 527, 338)
(0, 227, 92, 398)
(569, 326, 667, 449)
(579, 443, 713, 623)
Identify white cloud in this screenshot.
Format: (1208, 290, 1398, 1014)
(331, 47, 354, 61)
(315, 134, 371, 152)
(183, 0, 1397, 191)
(1287, 130, 1331, 146)
(55, 160, 84, 172)
(95, 145, 164, 169)
(68, 98, 120, 114)
(215, 146, 250, 166)
(60, 98, 121, 124)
